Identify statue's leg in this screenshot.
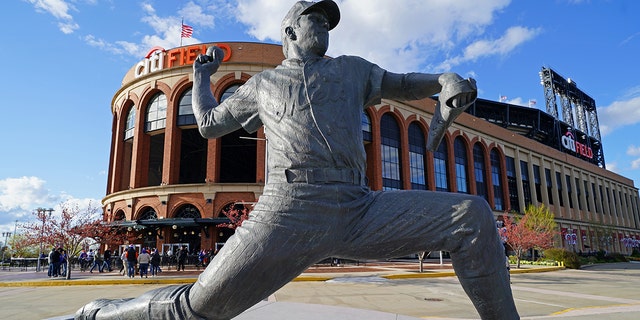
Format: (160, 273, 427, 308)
(76, 185, 335, 320)
(337, 190, 519, 320)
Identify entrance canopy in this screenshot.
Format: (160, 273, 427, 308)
(111, 217, 230, 228)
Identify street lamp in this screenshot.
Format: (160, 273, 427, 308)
(35, 207, 54, 272)
(1, 232, 11, 269)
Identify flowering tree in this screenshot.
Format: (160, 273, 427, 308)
(502, 204, 557, 268)
(21, 201, 129, 279)
(217, 202, 253, 230)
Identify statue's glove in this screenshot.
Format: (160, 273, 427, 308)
(426, 76, 477, 151)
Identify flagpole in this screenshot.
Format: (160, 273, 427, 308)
(180, 18, 183, 46)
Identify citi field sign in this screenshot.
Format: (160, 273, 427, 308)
(561, 131, 593, 159)
(134, 43, 232, 78)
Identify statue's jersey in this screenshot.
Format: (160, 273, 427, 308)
(222, 56, 384, 174)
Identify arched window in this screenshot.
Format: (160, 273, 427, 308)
(380, 114, 402, 190)
(473, 144, 488, 202)
(221, 84, 240, 102)
(361, 111, 372, 142)
(177, 88, 196, 126)
(219, 84, 257, 183)
(408, 122, 427, 190)
(175, 204, 201, 219)
(145, 93, 167, 132)
(138, 208, 158, 220)
(434, 139, 449, 192)
(124, 106, 136, 140)
(114, 211, 126, 221)
(490, 149, 504, 211)
(454, 137, 469, 193)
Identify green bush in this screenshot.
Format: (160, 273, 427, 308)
(543, 248, 581, 269)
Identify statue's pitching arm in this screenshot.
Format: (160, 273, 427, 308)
(381, 71, 477, 151)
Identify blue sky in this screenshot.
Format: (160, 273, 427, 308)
(1, 0, 639, 233)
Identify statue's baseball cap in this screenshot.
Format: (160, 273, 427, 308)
(282, 0, 341, 31)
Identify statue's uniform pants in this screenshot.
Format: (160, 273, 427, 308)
(188, 182, 517, 319)
(77, 181, 519, 319)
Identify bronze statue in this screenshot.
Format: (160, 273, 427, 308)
(76, 1, 519, 319)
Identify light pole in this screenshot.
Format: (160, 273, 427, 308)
(35, 207, 54, 272)
(1, 232, 11, 269)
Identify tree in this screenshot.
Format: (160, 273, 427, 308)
(217, 202, 252, 230)
(21, 201, 129, 279)
(502, 204, 557, 268)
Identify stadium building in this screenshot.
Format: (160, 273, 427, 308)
(103, 42, 640, 255)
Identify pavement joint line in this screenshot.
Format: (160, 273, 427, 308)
(0, 266, 563, 287)
(550, 303, 640, 316)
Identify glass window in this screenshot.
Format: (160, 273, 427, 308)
(556, 172, 564, 207)
(490, 149, 503, 210)
(138, 208, 158, 220)
(124, 106, 136, 140)
(592, 183, 598, 213)
(177, 88, 196, 126)
(175, 205, 202, 219)
(454, 137, 469, 194)
(408, 123, 427, 190)
(521, 161, 532, 206)
(566, 175, 573, 208)
(576, 178, 583, 210)
(361, 111, 372, 142)
(380, 114, 402, 190)
(473, 144, 488, 201)
(145, 93, 167, 132)
(434, 139, 449, 192)
(546, 168, 554, 205)
(533, 165, 542, 203)
(219, 84, 257, 183)
(506, 156, 520, 212)
(221, 84, 240, 102)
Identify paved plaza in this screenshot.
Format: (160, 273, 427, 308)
(0, 261, 638, 319)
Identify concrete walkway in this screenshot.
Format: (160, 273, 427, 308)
(1, 261, 638, 320)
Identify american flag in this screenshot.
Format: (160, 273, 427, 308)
(181, 24, 193, 38)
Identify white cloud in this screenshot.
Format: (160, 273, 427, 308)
(606, 161, 619, 174)
(628, 145, 640, 156)
(627, 145, 640, 170)
(0, 176, 102, 232)
(436, 26, 541, 71)
(27, 0, 79, 33)
(234, 0, 514, 72)
(597, 96, 640, 136)
(0, 177, 53, 212)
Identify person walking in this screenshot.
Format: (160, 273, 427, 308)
(78, 249, 88, 272)
(137, 248, 151, 278)
(125, 245, 138, 278)
(177, 246, 188, 271)
(47, 247, 60, 278)
(118, 250, 127, 276)
(149, 248, 161, 277)
(101, 248, 112, 272)
(89, 249, 102, 273)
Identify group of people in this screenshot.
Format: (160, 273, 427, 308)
(47, 247, 67, 278)
(119, 245, 163, 278)
(78, 248, 113, 273)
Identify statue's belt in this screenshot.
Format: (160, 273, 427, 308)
(269, 168, 365, 185)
